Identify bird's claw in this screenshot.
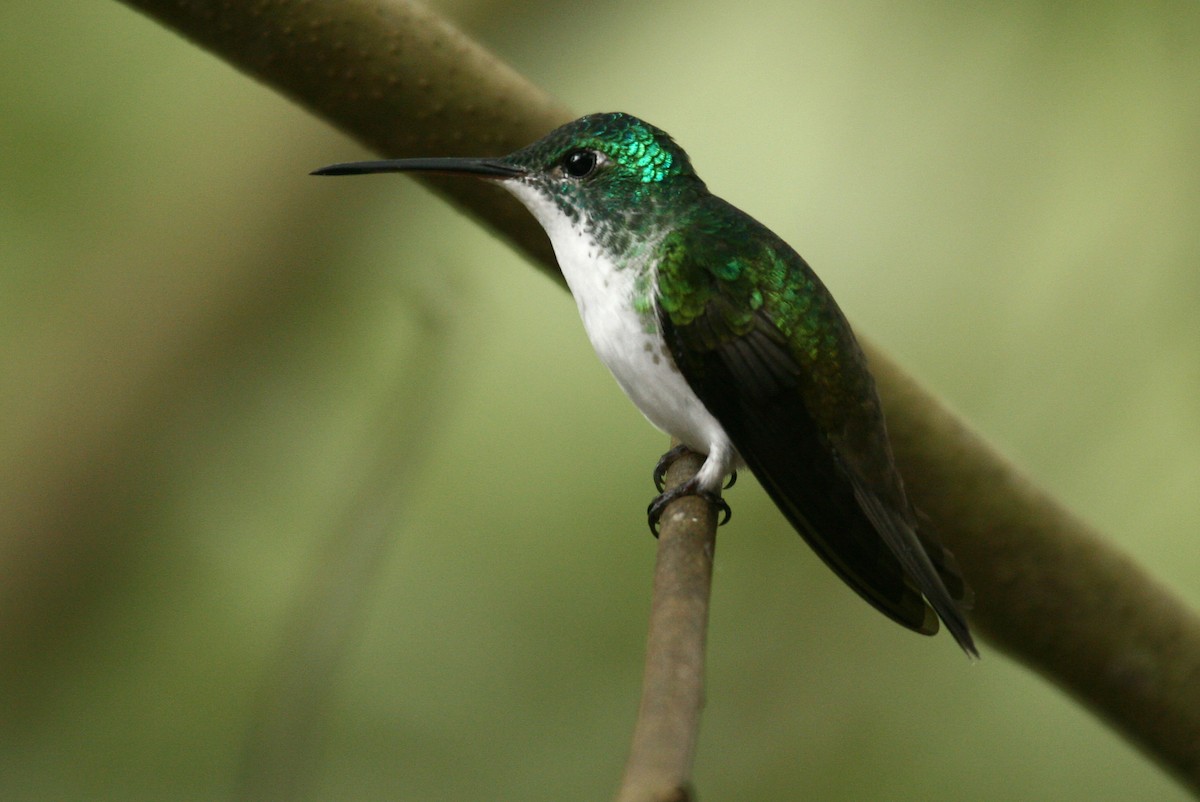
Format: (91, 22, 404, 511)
(646, 483, 732, 538)
(653, 445, 736, 492)
(652, 444, 692, 493)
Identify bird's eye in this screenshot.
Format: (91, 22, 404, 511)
(562, 149, 599, 178)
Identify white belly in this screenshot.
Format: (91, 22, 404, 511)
(571, 252, 726, 455)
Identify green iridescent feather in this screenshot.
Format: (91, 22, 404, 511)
(654, 196, 877, 440)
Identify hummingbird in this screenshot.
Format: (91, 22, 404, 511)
(313, 112, 976, 657)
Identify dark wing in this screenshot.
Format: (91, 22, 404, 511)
(655, 204, 975, 654)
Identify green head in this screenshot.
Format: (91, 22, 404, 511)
(503, 112, 699, 200)
(313, 113, 709, 238)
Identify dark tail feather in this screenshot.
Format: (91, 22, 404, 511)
(914, 508, 975, 611)
(852, 486, 978, 659)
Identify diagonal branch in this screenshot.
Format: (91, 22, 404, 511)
(117, 0, 1200, 793)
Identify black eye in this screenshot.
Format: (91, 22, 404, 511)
(563, 149, 598, 178)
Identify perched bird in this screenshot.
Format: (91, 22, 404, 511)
(314, 112, 976, 656)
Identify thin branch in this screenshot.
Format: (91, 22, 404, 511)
(616, 446, 716, 802)
(117, 0, 1200, 792)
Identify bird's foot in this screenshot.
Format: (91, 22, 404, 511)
(652, 444, 693, 492)
(647, 476, 732, 537)
(653, 445, 737, 492)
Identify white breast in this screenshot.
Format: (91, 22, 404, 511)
(503, 181, 737, 485)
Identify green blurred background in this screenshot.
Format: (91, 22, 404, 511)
(3, 1, 1199, 799)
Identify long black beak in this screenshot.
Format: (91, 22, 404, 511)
(311, 157, 525, 179)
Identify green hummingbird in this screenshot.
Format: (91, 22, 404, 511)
(313, 112, 976, 657)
